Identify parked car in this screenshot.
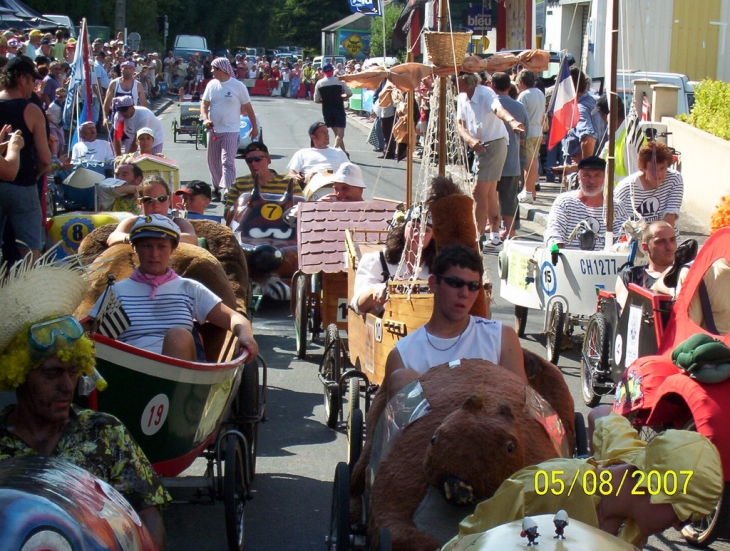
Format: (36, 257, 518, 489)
(174, 34, 212, 61)
(43, 14, 76, 38)
(312, 55, 347, 70)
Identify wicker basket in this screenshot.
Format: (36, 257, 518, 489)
(424, 31, 472, 67)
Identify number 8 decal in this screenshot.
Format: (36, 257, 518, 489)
(141, 394, 170, 436)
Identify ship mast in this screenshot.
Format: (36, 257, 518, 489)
(605, 0, 619, 248)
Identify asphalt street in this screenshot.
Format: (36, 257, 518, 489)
(156, 96, 727, 551)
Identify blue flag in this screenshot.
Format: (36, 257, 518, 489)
(348, 0, 383, 16)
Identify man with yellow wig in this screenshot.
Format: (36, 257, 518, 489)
(0, 255, 170, 549)
(443, 414, 723, 550)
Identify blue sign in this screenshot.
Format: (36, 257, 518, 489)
(463, 6, 494, 32)
(348, 0, 382, 16)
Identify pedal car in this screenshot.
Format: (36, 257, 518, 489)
(237, 114, 263, 152)
(498, 238, 629, 364)
(171, 100, 202, 143)
(614, 226, 730, 547)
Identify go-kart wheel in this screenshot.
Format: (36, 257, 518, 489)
(515, 305, 528, 338)
(46, 184, 57, 218)
(294, 273, 309, 359)
(545, 302, 564, 365)
(347, 407, 363, 472)
(348, 376, 360, 420)
(681, 418, 730, 547)
(321, 324, 342, 428)
(327, 462, 350, 551)
(581, 313, 609, 407)
(574, 412, 589, 457)
(223, 435, 246, 551)
(240, 360, 260, 479)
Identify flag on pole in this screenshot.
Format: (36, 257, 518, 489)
(547, 57, 580, 151)
(392, 0, 432, 50)
(63, 18, 96, 151)
(641, 93, 651, 121)
(95, 287, 130, 339)
(348, 0, 383, 16)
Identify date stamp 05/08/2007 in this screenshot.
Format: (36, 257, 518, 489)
(534, 469, 695, 498)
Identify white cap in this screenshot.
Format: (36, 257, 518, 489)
(136, 127, 155, 139)
(329, 162, 366, 188)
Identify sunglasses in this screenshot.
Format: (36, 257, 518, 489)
(245, 155, 267, 164)
(435, 274, 484, 292)
(139, 195, 169, 204)
(28, 315, 84, 351)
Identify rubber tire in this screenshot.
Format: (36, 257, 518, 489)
(347, 407, 363, 473)
(46, 185, 57, 218)
(681, 418, 730, 547)
(223, 436, 246, 551)
(515, 305, 528, 338)
(574, 412, 589, 457)
(545, 302, 564, 365)
(241, 360, 259, 479)
(348, 376, 360, 422)
(328, 462, 350, 551)
(581, 313, 609, 408)
(322, 324, 341, 429)
(294, 273, 308, 359)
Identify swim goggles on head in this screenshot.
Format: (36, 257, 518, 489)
(28, 315, 84, 351)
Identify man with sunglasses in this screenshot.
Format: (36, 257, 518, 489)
(225, 142, 299, 215)
(384, 244, 526, 396)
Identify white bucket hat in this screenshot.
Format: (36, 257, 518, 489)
(328, 162, 366, 189)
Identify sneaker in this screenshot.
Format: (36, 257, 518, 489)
(490, 236, 502, 247)
(518, 192, 535, 204)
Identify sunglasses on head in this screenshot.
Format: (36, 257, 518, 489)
(245, 155, 266, 164)
(435, 274, 484, 292)
(139, 195, 169, 204)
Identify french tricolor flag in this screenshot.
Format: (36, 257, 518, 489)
(547, 57, 580, 151)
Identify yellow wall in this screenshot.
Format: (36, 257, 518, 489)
(670, 0, 721, 80)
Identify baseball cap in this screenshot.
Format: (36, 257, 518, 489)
(4, 56, 42, 79)
(120, 60, 135, 69)
(243, 142, 269, 156)
(308, 121, 326, 137)
(129, 214, 180, 244)
(174, 180, 212, 199)
(29, 30, 42, 38)
(329, 162, 366, 189)
(136, 127, 155, 139)
(40, 38, 51, 45)
(577, 155, 606, 171)
(322, 63, 334, 74)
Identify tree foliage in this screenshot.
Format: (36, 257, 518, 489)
(368, 3, 404, 60)
(26, 0, 352, 51)
(679, 79, 730, 141)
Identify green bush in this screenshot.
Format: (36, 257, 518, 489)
(679, 79, 730, 141)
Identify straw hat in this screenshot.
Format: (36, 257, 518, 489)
(0, 254, 87, 355)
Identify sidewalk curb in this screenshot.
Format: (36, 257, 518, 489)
(154, 98, 175, 117)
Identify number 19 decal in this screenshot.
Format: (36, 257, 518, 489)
(141, 394, 170, 436)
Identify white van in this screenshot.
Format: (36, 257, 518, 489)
(43, 14, 76, 38)
(616, 71, 695, 116)
(313, 55, 347, 70)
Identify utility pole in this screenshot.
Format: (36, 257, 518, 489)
(115, 0, 126, 35)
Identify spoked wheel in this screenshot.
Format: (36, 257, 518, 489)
(241, 360, 260, 479)
(681, 418, 730, 547)
(515, 305, 528, 338)
(347, 407, 363, 472)
(545, 302, 564, 365)
(294, 272, 309, 359)
(327, 462, 350, 551)
(223, 435, 246, 551)
(321, 324, 342, 428)
(581, 313, 609, 407)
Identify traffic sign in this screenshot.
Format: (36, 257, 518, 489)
(341, 34, 363, 57)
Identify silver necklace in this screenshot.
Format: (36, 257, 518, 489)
(425, 324, 468, 352)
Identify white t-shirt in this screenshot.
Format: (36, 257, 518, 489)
(287, 147, 349, 177)
(202, 78, 252, 134)
(124, 106, 165, 148)
(350, 250, 430, 315)
(395, 316, 502, 375)
(72, 139, 115, 163)
(89, 276, 220, 354)
(456, 85, 508, 143)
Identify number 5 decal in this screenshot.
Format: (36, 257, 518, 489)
(141, 394, 170, 436)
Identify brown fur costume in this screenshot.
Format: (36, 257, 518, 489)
(352, 352, 575, 551)
(426, 177, 488, 318)
(77, 219, 249, 313)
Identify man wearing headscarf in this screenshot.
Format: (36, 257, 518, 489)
(110, 96, 164, 156)
(201, 57, 258, 202)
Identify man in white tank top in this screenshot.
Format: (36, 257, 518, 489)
(387, 244, 526, 397)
